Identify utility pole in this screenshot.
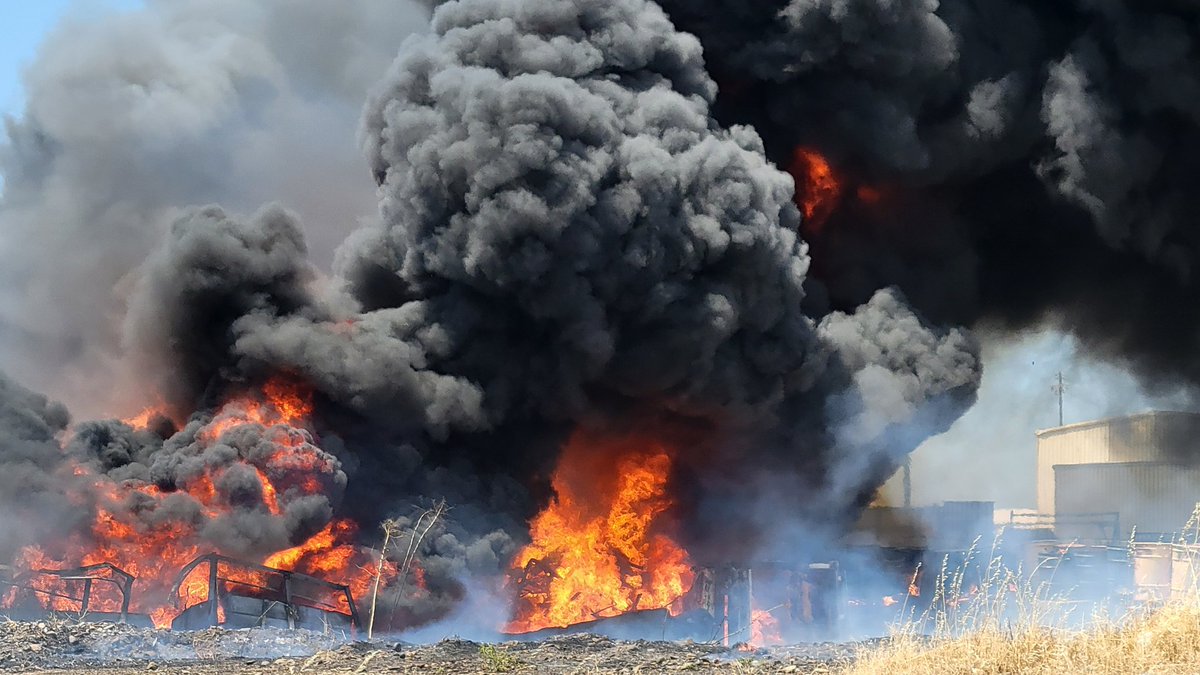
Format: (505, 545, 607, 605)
(1052, 372, 1066, 426)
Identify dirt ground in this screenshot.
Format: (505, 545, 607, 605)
(0, 619, 865, 674)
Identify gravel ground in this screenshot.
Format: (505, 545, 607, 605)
(0, 619, 868, 674)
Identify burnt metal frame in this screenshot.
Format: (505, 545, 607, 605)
(168, 553, 361, 628)
(1, 562, 134, 622)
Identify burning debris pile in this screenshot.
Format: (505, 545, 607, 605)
(58, 0, 1200, 642)
(506, 432, 694, 633)
(0, 373, 393, 628)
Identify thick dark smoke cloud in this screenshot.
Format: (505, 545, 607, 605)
(347, 0, 810, 430)
(0, 373, 72, 564)
(222, 0, 974, 552)
(123, 204, 319, 414)
(72, 0, 979, 571)
(654, 0, 1200, 388)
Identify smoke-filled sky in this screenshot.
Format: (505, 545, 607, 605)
(0, 0, 1195, 514)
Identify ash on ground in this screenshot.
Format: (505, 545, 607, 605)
(1, 619, 868, 673)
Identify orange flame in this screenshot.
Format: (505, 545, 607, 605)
(789, 147, 842, 233)
(120, 407, 164, 431)
(906, 563, 922, 599)
(264, 519, 396, 616)
(3, 375, 392, 629)
(750, 608, 783, 648)
(506, 431, 694, 633)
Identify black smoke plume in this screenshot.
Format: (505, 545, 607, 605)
(656, 0, 1200, 388)
(235, 0, 978, 550)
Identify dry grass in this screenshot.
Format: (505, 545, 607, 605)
(842, 529, 1200, 674)
(849, 604, 1200, 674)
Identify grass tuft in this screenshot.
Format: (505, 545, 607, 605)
(479, 643, 522, 672)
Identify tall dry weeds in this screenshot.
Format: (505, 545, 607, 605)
(844, 510, 1200, 674)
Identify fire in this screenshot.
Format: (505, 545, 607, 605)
(507, 431, 694, 633)
(856, 184, 883, 204)
(3, 375, 393, 628)
(789, 147, 842, 232)
(264, 519, 396, 615)
(908, 566, 921, 598)
(121, 407, 165, 431)
(750, 608, 783, 647)
(196, 375, 312, 444)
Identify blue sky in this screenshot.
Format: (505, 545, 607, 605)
(1, 1, 142, 116)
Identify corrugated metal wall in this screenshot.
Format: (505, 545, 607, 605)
(1037, 421, 1112, 515)
(1036, 412, 1200, 515)
(1055, 462, 1200, 541)
(926, 501, 994, 551)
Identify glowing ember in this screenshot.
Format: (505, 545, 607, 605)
(908, 568, 921, 598)
(2, 376, 391, 628)
(789, 147, 843, 232)
(856, 184, 883, 204)
(506, 431, 694, 633)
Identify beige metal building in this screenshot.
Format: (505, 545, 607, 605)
(1056, 463, 1200, 541)
(1037, 412, 1200, 541)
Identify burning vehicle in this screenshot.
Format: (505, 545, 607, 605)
(1, 562, 144, 626)
(1, 554, 363, 634)
(168, 554, 360, 632)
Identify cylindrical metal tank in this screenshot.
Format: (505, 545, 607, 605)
(1171, 545, 1200, 602)
(1132, 543, 1173, 602)
(1025, 540, 1065, 584)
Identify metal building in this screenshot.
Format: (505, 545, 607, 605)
(1055, 463, 1200, 541)
(1037, 412, 1200, 542)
